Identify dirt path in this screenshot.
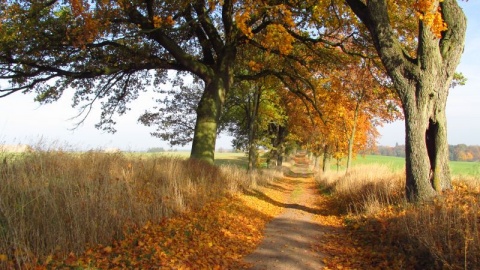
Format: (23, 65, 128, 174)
(243, 175, 327, 270)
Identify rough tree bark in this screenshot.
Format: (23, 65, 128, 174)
(247, 89, 262, 171)
(190, 77, 227, 163)
(267, 123, 288, 168)
(345, 0, 466, 201)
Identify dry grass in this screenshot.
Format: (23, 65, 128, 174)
(316, 165, 480, 269)
(0, 150, 275, 268)
(316, 165, 405, 214)
(399, 179, 480, 269)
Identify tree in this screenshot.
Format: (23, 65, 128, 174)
(0, 0, 295, 164)
(139, 77, 202, 147)
(223, 79, 264, 171)
(329, 59, 402, 171)
(344, 0, 467, 201)
(225, 76, 290, 170)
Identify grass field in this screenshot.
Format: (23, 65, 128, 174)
(6, 150, 477, 176)
(351, 155, 405, 171)
(138, 152, 480, 177)
(350, 155, 480, 177)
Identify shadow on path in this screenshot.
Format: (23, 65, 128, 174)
(242, 188, 323, 215)
(244, 217, 332, 270)
(243, 176, 330, 269)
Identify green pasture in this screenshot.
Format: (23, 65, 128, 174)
(352, 155, 480, 177)
(351, 155, 406, 172)
(449, 160, 480, 177)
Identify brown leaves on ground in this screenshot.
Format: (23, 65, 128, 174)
(314, 180, 480, 270)
(9, 174, 476, 269)
(311, 184, 422, 270)
(36, 183, 286, 269)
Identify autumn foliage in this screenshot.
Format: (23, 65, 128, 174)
(414, 0, 449, 37)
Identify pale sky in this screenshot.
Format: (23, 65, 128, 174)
(0, 2, 479, 151)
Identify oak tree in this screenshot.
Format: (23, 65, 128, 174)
(0, 0, 295, 164)
(138, 77, 202, 147)
(345, 0, 467, 201)
(329, 59, 402, 171)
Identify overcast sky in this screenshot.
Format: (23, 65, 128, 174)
(1, 2, 479, 151)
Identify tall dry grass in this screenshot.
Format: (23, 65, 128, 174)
(316, 165, 480, 269)
(0, 150, 273, 267)
(399, 177, 480, 269)
(316, 165, 406, 214)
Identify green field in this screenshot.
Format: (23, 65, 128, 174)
(351, 155, 406, 171)
(351, 155, 480, 177)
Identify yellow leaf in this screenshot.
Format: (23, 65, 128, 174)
(44, 254, 53, 264)
(0, 254, 7, 262)
(112, 255, 122, 264)
(103, 246, 113, 253)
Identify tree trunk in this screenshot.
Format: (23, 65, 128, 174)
(275, 126, 288, 168)
(267, 123, 287, 169)
(190, 78, 226, 164)
(404, 85, 452, 201)
(277, 143, 285, 168)
(404, 104, 436, 201)
(427, 111, 452, 191)
(346, 104, 360, 172)
(190, 41, 235, 164)
(247, 89, 261, 172)
(345, 0, 466, 202)
(248, 143, 257, 171)
(322, 144, 331, 172)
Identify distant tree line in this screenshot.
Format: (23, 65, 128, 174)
(370, 144, 480, 162)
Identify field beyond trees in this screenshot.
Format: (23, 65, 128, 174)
(352, 155, 480, 177)
(1, 150, 479, 269)
(373, 144, 480, 162)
